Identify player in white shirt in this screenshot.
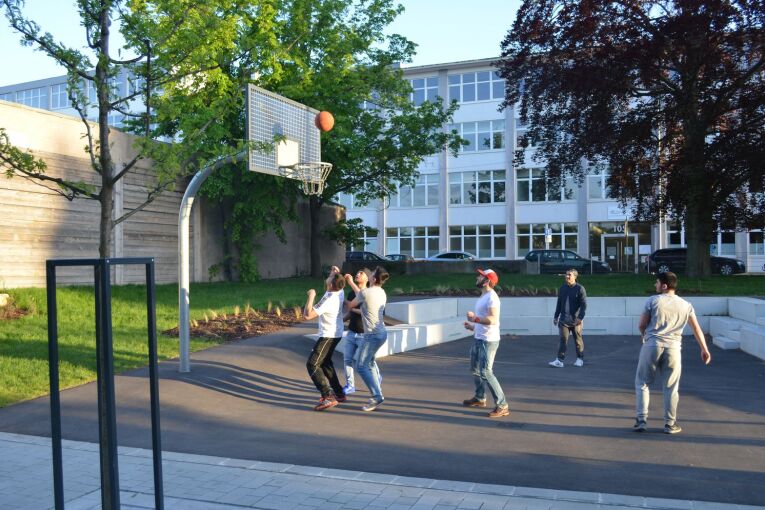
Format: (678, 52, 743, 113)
(462, 268, 510, 418)
(303, 266, 347, 411)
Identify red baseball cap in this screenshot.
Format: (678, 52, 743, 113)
(476, 268, 499, 285)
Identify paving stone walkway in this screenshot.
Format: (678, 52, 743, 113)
(3, 432, 761, 510)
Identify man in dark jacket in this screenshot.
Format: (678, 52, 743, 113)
(549, 269, 587, 367)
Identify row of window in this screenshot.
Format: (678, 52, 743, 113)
(408, 71, 506, 106)
(340, 168, 614, 209)
(355, 223, 765, 259)
(668, 225, 765, 256)
(449, 120, 505, 152)
(1, 76, 143, 114)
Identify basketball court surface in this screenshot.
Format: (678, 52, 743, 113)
(0, 320, 763, 507)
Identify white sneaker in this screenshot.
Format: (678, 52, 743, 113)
(574, 358, 584, 367)
(362, 398, 384, 412)
(548, 359, 564, 368)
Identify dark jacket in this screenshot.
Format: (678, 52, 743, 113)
(554, 283, 587, 326)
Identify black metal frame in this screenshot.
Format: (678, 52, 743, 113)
(46, 258, 164, 510)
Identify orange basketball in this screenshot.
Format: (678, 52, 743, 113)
(315, 111, 335, 132)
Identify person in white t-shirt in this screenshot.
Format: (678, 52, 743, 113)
(462, 268, 509, 418)
(303, 266, 347, 411)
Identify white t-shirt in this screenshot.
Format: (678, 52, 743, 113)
(356, 286, 387, 335)
(474, 290, 501, 342)
(313, 290, 344, 338)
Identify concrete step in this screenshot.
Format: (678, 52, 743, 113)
(729, 297, 765, 323)
(739, 324, 765, 361)
(723, 330, 741, 342)
(713, 336, 740, 350)
(709, 316, 748, 337)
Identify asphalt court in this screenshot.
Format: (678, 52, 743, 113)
(0, 320, 763, 506)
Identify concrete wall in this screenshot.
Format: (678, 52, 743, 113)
(0, 101, 344, 287)
(196, 198, 344, 281)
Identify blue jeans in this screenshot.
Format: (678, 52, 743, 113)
(343, 331, 379, 387)
(470, 339, 507, 408)
(357, 331, 387, 402)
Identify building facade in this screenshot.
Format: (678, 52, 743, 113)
(2, 59, 763, 273)
(337, 57, 765, 273)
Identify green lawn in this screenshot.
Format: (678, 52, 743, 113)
(1, 273, 762, 407)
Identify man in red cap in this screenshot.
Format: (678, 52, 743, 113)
(462, 268, 509, 418)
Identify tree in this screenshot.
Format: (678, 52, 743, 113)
(149, 0, 464, 278)
(249, 0, 464, 277)
(498, 1, 765, 277)
(1, 0, 249, 257)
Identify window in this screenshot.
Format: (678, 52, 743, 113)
(587, 167, 613, 200)
(516, 223, 578, 257)
(449, 120, 504, 152)
(448, 71, 504, 103)
(667, 221, 685, 247)
(50, 83, 70, 109)
(448, 224, 506, 258)
(16, 87, 48, 109)
(348, 228, 378, 254)
(0, 92, 15, 102)
(449, 170, 505, 205)
(750, 231, 764, 255)
(386, 226, 439, 258)
(410, 76, 438, 105)
(335, 193, 380, 210)
(390, 174, 439, 208)
(710, 230, 736, 256)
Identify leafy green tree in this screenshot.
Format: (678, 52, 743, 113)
(143, 0, 463, 278)
(498, 1, 765, 277)
(1, 0, 249, 257)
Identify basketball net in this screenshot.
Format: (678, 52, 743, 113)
(279, 162, 333, 196)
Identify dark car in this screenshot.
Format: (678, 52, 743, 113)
(386, 254, 414, 261)
(345, 251, 388, 262)
(426, 251, 476, 261)
(647, 248, 746, 275)
(524, 249, 612, 274)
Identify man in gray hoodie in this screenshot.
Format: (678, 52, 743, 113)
(549, 269, 587, 368)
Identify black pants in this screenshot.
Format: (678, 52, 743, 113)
(557, 324, 584, 360)
(307, 337, 345, 398)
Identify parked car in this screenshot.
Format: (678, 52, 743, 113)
(426, 251, 476, 261)
(647, 248, 746, 275)
(524, 249, 612, 274)
(345, 251, 388, 262)
(386, 254, 414, 261)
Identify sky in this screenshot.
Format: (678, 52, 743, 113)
(0, 0, 521, 86)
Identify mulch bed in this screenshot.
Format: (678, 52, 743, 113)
(0, 303, 30, 320)
(162, 308, 304, 342)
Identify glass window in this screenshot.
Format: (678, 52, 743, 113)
(51, 83, 69, 109)
(749, 231, 764, 255)
(399, 186, 412, 207)
(477, 121, 491, 150)
(410, 76, 438, 105)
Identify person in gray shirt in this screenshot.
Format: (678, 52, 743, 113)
(634, 272, 711, 434)
(345, 266, 390, 412)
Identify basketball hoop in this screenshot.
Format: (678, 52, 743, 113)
(279, 162, 332, 196)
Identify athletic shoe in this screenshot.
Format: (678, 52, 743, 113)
(488, 406, 510, 418)
(664, 423, 682, 434)
(548, 359, 564, 368)
(574, 358, 584, 367)
(462, 397, 487, 408)
(335, 394, 347, 403)
(313, 397, 338, 411)
(362, 398, 384, 412)
(343, 384, 356, 395)
(633, 419, 647, 432)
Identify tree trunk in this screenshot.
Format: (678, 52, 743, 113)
(97, 3, 114, 259)
(309, 196, 323, 278)
(682, 128, 712, 278)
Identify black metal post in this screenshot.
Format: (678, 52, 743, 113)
(45, 262, 64, 510)
(46, 257, 163, 509)
(146, 261, 164, 509)
(94, 260, 120, 509)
